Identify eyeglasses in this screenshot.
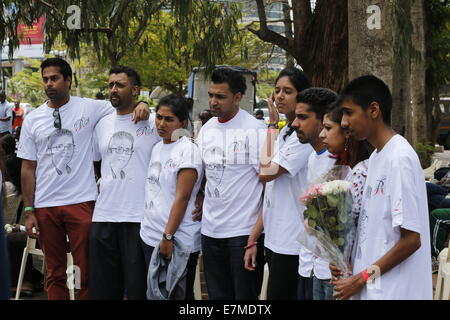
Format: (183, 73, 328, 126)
(51, 144, 75, 152)
(53, 109, 61, 129)
(109, 146, 133, 155)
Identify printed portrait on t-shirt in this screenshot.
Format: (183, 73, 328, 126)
(107, 131, 134, 180)
(204, 146, 225, 198)
(228, 136, 250, 165)
(146, 161, 162, 210)
(47, 129, 75, 176)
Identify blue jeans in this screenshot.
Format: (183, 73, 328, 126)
(201, 234, 264, 300)
(313, 276, 334, 300)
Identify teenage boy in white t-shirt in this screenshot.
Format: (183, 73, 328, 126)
(291, 88, 338, 300)
(88, 66, 160, 300)
(196, 67, 266, 299)
(18, 58, 149, 300)
(331, 75, 432, 300)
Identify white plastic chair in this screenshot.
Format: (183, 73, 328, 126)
(193, 253, 202, 300)
(424, 159, 443, 181)
(259, 263, 269, 300)
(434, 243, 450, 300)
(15, 236, 75, 300)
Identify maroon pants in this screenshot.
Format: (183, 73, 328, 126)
(36, 201, 94, 300)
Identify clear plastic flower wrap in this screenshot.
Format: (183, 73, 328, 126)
(297, 165, 356, 278)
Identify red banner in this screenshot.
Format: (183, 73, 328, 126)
(17, 16, 45, 45)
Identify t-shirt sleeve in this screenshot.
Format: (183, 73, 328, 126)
(177, 141, 204, 178)
(16, 117, 37, 161)
(90, 99, 114, 126)
(272, 133, 310, 177)
(92, 128, 101, 161)
(388, 157, 424, 233)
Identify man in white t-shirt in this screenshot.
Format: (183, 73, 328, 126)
(196, 67, 266, 299)
(17, 58, 149, 300)
(0, 91, 12, 136)
(89, 66, 160, 300)
(291, 88, 338, 300)
(331, 75, 432, 300)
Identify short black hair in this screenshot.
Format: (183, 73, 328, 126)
(296, 88, 337, 120)
(337, 75, 392, 125)
(40, 58, 72, 81)
(157, 94, 190, 122)
(254, 109, 264, 116)
(95, 92, 105, 100)
(275, 67, 311, 92)
(211, 67, 247, 95)
(109, 65, 142, 87)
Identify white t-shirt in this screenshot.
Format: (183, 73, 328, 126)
(352, 135, 432, 300)
(298, 149, 335, 279)
(17, 96, 113, 208)
(197, 108, 266, 238)
(263, 125, 313, 255)
(92, 113, 160, 222)
(140, 136, 203, 252)
(0, 101, 12, 134)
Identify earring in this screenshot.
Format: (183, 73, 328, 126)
(341, 137, 349, 165)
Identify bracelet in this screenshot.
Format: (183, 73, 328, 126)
(244, 242, 258, 249)
(137, 100, 149, 105)
(361, 269, 370, 282)
(24, 206, 35, 212)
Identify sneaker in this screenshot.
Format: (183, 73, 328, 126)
(432, 256, 439, 273)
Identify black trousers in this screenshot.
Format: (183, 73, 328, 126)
(141, 242, 200, 300)
(265, 247, 299, 300)
(89, 222, 147, 300)
(201, 234, 265, 300)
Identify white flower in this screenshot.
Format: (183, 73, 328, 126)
(4, 224, 13, 233)
(320, 180, 351, 195)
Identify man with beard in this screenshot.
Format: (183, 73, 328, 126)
(89, 66, 160, 299)
(17, 58, 149, 300)
(291, 88, 338, 300)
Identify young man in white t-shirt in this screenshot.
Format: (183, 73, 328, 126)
(18, 58, 149, 300)
(0, 91, 12, 136)
(88, 66, 160, 300)
(291, 88, 338, 300)
(331, 75, 432, 300)
(196, 67, 266, 299)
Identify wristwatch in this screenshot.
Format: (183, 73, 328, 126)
(268, 123, 278, 129)
(163, 233, 174, 241)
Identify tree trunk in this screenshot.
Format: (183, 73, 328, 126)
(391, 0, 411, 139)
(282, 0, 295, 68)
(410, 0, 427, 145)
(300, 0, 348, 91)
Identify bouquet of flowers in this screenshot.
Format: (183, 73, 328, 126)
(298, 178, 356, 278)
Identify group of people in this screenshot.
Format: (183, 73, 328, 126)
(0, 56, 434, 300)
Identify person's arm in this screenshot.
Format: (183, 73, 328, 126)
(331, 228, 421, 300)
(159, 168, 198, 260)
(21, 159, 39, 238)
(244, 213, 264, 271)
(259, 93, 288, 183)
(192, 174, 206, 222)
(132, 101, 150, 123)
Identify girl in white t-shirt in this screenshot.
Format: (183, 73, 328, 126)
(319, 103, 373, 299)
(140, 95, 203, 300)
(244, 67, 312, 300)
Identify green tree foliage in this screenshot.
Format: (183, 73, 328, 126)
(2, 0, 242, 69)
